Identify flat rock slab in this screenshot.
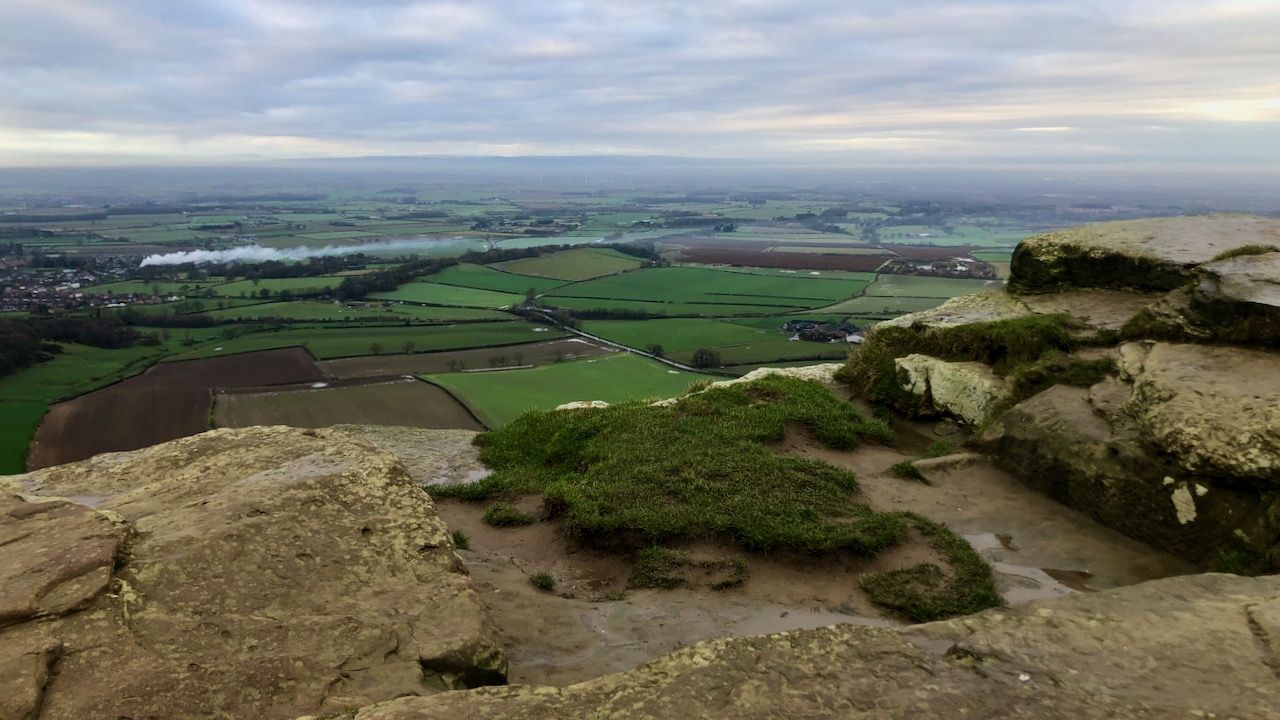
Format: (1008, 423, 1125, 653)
(335, 425, 488, 487)
(1200, 251, 1280, 309)
(344, 573, 1280, 720)
(1010, 213, 1280, 293)
(878, 288, 1151, 334)
(0, 493, 125, 628)
(1121, 342, 1280, 486)
(5, 426, 506, 720)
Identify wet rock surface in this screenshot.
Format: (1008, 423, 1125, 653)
(342, 573, 1280, 720)
(3, 426, 506, 720)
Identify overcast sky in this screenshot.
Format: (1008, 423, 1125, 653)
(1, 0, 1278, 167)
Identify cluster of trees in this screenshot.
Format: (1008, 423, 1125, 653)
(0, 318, 53, 377)
(0, 314, 166, 378)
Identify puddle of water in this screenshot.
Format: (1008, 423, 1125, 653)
(1043, 568, 1095, 593)
(730, 608, 897, 636)
(423, 469, 492, 487)
(66, 496, 113, 507)
(964, 532, 1093, 604)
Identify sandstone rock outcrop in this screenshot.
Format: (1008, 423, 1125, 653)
(338, 573, 1280, 720)
(3, 426, 505, 720)
(894, 354, 1012, 425)
(1009, 213, 1280, 294)
(846, 214, 1280, 571)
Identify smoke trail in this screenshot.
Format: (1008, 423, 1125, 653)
(139, 237, 479, 267)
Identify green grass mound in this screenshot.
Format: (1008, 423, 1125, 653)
(860, 514, 1002, 622)
(440, 375, 898, 554)
(628, 547, 749, 591)
(482, 502, 536, 527)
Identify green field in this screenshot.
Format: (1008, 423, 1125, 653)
(201, 300, 511, 322)
(298, 231, 383, 241)
(546, 267, 871, 309)
(864, 275, 1001, 298)
(494, 248, 644, 280)
(667, 338, 849, 367)
(173, 322, 562, 361)
(215, 276, 346, 297)
(82, 280, 225, 295)
(0, 401, 45, 473)
(544, 296, 791, 317)
(581, 318, 775, 352)
(806, 296, 952, 315)
(429, 263, 569, 294)
(370, 281, 524, 308)
(425, 352, 713, 427)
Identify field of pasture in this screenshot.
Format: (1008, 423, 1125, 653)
(425, 353, 714, 427)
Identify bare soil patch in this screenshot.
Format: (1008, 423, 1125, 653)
(215, 379, 483, 431)
(680, 248, 890, 272)
(317, 338, 611, 379)
(27, 348, 323, 469)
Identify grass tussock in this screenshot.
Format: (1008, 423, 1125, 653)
(859, 514, 1003, 623)
(482, 502, 536, 527)
(439, 375, 900, 554)
(530, 571, 556, 591)
(1209, 244, 1279, 263)
(451, 529, 471, 550)
(628, 547, 750, 591)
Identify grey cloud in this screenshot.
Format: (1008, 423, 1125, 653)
(0, 1, 1277, 165)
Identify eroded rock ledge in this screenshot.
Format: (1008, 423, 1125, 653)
(843, 214, 1280, 571)
(1, 426, 505, 720)
(339, 573, 1280, 720)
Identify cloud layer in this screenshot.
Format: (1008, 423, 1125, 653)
(2, 0, 1278, 166)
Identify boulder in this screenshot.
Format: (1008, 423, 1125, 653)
(1120, 342, 1280, 488)
(1009, 213, 1280, 294)
(1188, 250, 1280, 345)
(4, 426, 506, 720)
(979, 379, 1279, 568)
(894, 354, 1013, 425)
(340, 573, 1280, 720)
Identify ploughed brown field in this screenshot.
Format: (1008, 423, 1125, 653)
(678, 248, 891, 272)
(26, 348, 324, 470)
(214, 379, 485, 431)
(890, 245, 984, 261)
(317, 338, 612, 379)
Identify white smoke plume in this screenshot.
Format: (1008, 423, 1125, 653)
(139, 237, 479, 267)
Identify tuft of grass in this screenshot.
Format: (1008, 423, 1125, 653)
(859, 513, 1003, 622)
(530, 571, 556, 591)
(1209, 244, 1279, 263)
(701, 557, 750, 590)
(628, 548, 750, 591)
(889, 460, 924, 480)
(451, 529, 471, 550)
(439, 375, 899, 554)
(924, 441, 953, 458)
(482, 502, 536, 527)
(629, 547, 690, 589)
(682, 378, 714, 395)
